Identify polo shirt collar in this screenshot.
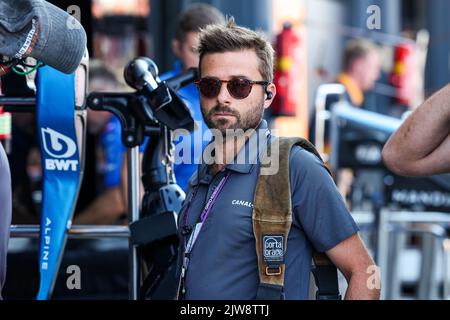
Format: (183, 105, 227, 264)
(226, 120, 269, 174)
(191, 120, 270, 186)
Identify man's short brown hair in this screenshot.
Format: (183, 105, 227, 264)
(342, 39, 378, 72)
(197, 17, 275, 82)
(174, 3, 225, 42)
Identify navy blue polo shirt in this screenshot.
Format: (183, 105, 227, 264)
(177, 120, 359, 300)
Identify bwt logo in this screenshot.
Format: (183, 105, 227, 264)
(263, 236, 284, 259)
(41, 128, 78, 171)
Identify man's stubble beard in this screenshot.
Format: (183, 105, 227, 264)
(202, 98, 265, 136)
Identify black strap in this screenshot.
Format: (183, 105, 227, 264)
(130, 211, 178, 246)
(312, 264, 342, 300)
(299, 138, 341, 300)
(255, 283, 285, 300)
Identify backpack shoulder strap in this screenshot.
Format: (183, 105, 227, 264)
(253, 136, 341, 300)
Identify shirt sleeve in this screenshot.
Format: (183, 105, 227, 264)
(290, 146, 359, 252)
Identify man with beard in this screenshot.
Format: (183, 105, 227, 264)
(175, 18, 379, 300)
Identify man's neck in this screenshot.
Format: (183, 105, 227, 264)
(210, 131, 252, 175)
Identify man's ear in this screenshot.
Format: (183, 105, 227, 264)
(172, 39, 181, 58)
(264, 83, 276, 109)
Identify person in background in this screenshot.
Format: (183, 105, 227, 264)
(311, 39, 381, 150)
(337, 40, 381, 204)
(160, 3, 225, 192)
(336, 39, 381, 108)
(73, 60, 129, 225)
(312, 39, 381, 207)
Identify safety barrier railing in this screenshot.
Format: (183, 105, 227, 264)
(377, 210, 450, 300)
(9, 225, 130, 239)
(313, 84, 346, 162)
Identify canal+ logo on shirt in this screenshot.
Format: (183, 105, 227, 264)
(231, 199, 254, 208)
(41, 127, 78, 171)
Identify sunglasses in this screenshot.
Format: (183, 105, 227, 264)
(194, 76, 269, 100)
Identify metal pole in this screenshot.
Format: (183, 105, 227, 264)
(443, 239, 450, 300)
(376, 208, 389, 300)
(418, 232, 438, 299)
(127, 146, 141, 300)
(388, 212, 450, 224)
(10, 225, 130, 239)
(351, 211, 375, 226)
(375, 211, 450, 300)
(314, 84, 345, 161)
(0, 97, 36, 105)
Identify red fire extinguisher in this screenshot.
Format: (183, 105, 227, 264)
(272, 22, 301, 117)
(0, 81, 12, 153)
(390, 43, 415, 106)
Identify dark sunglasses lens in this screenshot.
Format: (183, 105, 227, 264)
(198, 78, 221, 98)
(228, 78, 252, 99)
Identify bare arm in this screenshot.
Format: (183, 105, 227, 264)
(382, 84, 450, 176)
(326, 233, 380, 300)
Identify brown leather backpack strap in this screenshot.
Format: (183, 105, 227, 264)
(253, 137, 301, 299)
(253, 136, 341, 300)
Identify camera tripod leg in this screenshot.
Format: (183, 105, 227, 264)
(127, 146, 141, 300)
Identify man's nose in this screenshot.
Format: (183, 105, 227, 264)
(216, 82, 232, 105)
